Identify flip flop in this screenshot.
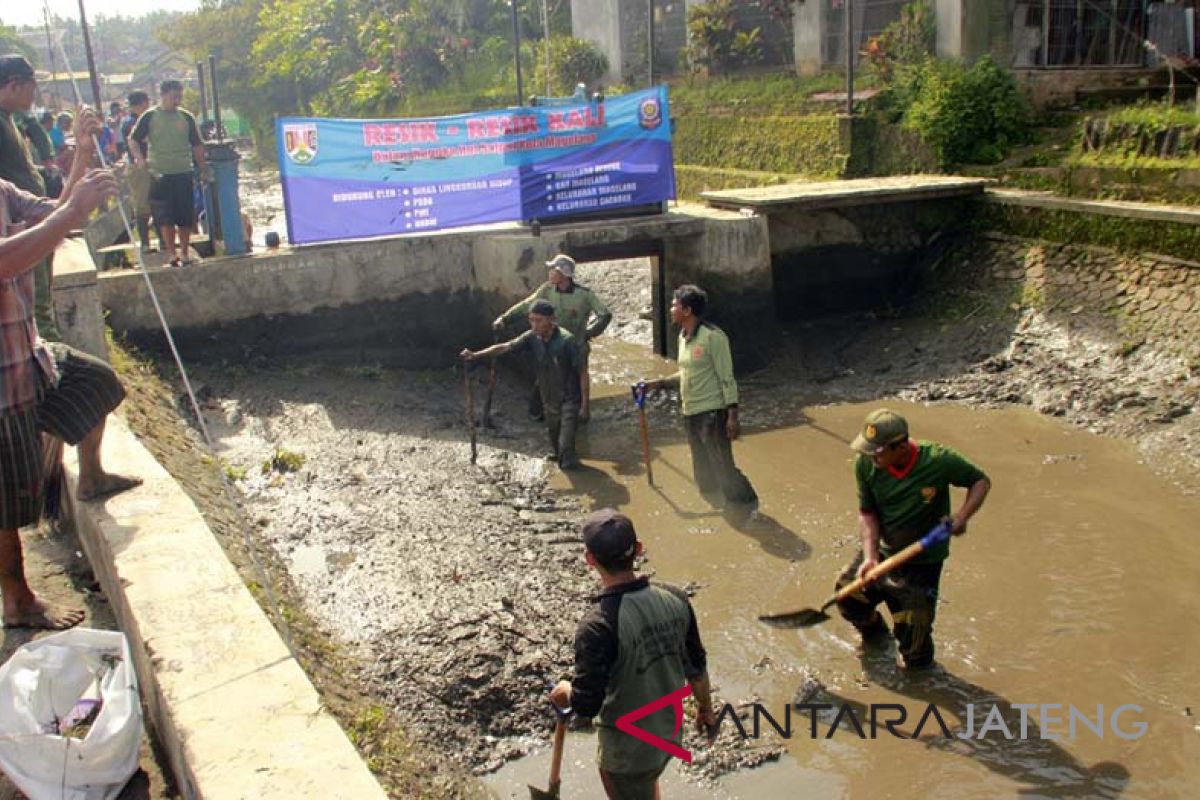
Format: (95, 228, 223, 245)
(169, 256, 182, 267)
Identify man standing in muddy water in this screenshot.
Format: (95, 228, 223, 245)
(641, 284, 758, 512)
(836, 408, 991, 670)
(493, 254, 612, 422)
(462, 299, 585, 469)
(550, 508, 715, 800)
(0, 108, 142, 630)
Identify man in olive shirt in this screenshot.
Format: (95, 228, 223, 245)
(129, 79, 207, 267)
(643, 284, 757, 510)
(462, 299, 584, 469)
(493, 254, 611, 421)
(550, 508, 715, 800)
(0, 55, 61, 340)
(835, 408, 991, 670)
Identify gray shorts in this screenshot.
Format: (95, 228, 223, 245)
(0, 344, 125, 528)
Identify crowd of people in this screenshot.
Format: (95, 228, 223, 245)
(1, 54, 142, 633)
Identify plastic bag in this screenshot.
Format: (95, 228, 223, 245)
(0, 628, 143, 800)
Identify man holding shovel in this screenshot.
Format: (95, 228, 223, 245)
(640, 285, 757, 512)
(836, 409, 991, 671)
(548, 508, 715, 800)
(461, 299, 584, 470)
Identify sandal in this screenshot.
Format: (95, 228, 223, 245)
(169, 256, 182, 267)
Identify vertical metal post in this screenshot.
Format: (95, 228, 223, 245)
(845, 0, 854, 115)
(542, 0, 552, 96)
(511, 0, 525, 105)
(196, 61, 209, 126)
(648, 0, 656, 86)
(209, 54, 223, 143)
(1043, 0, 1051, 66)
(76, 0, 103, 109)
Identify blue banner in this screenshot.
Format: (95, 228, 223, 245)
(276, 87, 675, 245)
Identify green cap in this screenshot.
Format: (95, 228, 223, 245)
(850, 409, 909, 455)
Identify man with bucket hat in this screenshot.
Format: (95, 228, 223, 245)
(494, 254, 612, 422)
(549, 508, 715, 799)
(835, 408, 991, 670)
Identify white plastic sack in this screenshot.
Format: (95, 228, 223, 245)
(0, 628, 142, 800)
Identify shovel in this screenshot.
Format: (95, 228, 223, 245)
(631, 382, 654, 485)
(482, 333, 499, 429)
(759, 520, 952, 628)
(462, 361, 477, 464)
(529, 704, 571, 800)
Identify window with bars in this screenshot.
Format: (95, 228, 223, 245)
(1014, 1, 1148, 67)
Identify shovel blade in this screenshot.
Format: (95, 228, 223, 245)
(757, 608, 831, 628)
(529, 780, 561, 800)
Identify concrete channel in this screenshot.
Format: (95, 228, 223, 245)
(44, 176, 1199, 798)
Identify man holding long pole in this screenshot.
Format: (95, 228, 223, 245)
(641, 284, 757, 512)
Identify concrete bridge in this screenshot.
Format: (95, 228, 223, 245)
(95, 176, 989, 368)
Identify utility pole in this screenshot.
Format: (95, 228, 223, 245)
(76, 0, 103, 110)
(510, 0, 525, 105)
(648, 0, 655, 86)
(541, 0, 551, 96)
(845, 0, 854, 116)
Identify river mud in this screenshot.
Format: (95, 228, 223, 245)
(119, 228, 1199, 797)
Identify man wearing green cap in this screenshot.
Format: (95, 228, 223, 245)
(494, 254, 611, 422)
(836, 408, 991, 670)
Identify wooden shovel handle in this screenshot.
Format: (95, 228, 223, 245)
(638, 407, 654, 485)
(548, 717, 567, 787)
(831, 521, 952, 606)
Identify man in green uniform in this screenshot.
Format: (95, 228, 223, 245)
(643, 284, 758, 510)
(550, 508, 715, 800)
(493, 254, 611, 421)
(462, 299, 585, 469)
(129, 79, 207, 267)
(836, 408, 991, 670)
(0, 55, 61, 340)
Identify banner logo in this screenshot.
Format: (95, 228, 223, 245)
(284, 123, 319, 164)
(638, 97, 663, 130)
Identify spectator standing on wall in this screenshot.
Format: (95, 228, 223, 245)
(121, 90, 153, 252)
(0, 55, 62, 340)
(129, 79, 208, 267)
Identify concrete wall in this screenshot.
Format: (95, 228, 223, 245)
(766, 198, 968, 318)
(102, 210, 772, 368)
(571, 0, 624, 83)
(53, 236, 109, 360)
(792, 0, 826, 76)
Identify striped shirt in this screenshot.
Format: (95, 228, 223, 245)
(0, 179, 57, 412)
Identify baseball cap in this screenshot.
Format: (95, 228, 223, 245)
(850, 409, 909, 455)
(0, 55, 36, 85)
(529, 299, 556, 317)
(582, 508, 637, 565)
(546, 254, 576, 278)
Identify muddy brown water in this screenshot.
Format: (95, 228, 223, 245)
(185, 227, 1198, 797)
(484, 339, 1200, 798)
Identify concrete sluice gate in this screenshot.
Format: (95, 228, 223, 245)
(70, 177, 1200, 799)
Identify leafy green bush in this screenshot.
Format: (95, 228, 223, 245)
(903, 56, 1031, 167)
(686, 0, 765, 75)
(529, 36, 609, 97)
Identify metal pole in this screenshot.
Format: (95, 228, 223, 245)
(42, 9, 60, 111)
(197, 61, 209, 126)
(76, 0, 103, 109)
(542, 0, 551, 96)
(511, 0, 525, 105)
(209, 54, 223, 143)
(845, 0, 854, 115)
(648, 0, 656, 87)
